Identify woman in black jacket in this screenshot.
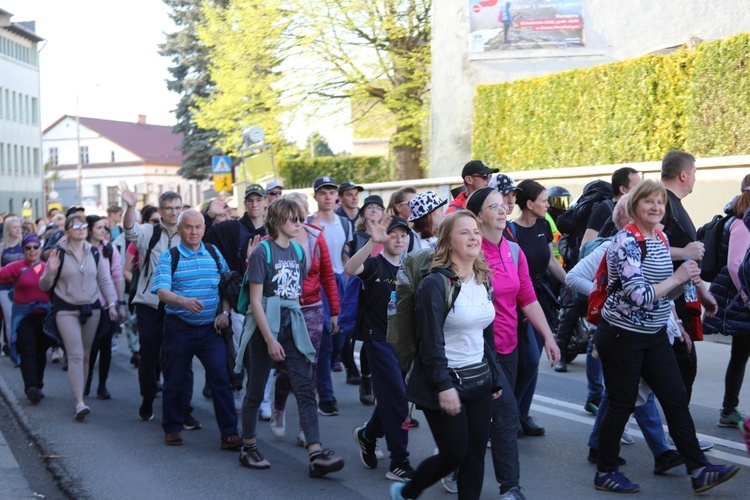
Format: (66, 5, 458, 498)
(393, 211, 501, 500)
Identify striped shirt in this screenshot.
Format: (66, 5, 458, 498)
(151, 242, 228, 326)
(602, 230, 672, 334)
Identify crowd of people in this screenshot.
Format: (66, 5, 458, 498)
(0, 150, 748, 498)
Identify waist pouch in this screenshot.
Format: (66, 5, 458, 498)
(449, 360, 491, 401)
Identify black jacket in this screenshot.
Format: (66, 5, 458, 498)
(203, 213, 266, 275)
(704, 266, 750, 337)
(405, 267, 502, 411)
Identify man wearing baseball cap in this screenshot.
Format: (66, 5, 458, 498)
(265, 181, 284, 204)
(446, 160, 499, 214)
(336, 181, 364, 228)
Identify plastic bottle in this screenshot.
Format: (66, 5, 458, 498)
(683, 258, 698, 302)
(387, 291, 397, 317)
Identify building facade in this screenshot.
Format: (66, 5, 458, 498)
(430, 1, 750, 177)
(0, 8, 44, 218)
(43, 115, 209, 213)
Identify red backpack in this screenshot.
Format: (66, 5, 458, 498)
(587, 223, 668, 325)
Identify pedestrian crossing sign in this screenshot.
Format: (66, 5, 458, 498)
(213, 173, 233, 192)
(212, 155, 232, 174)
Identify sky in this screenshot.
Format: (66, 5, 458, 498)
(4, 0, 351, 152)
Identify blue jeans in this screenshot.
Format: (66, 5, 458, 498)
(586, 340, 604, 400)
(161, 315, 237, 436)
(515, 323, 544, 417)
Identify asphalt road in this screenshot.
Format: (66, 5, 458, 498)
(1, 337, 748, 499)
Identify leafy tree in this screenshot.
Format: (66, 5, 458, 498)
(160, 0, 226, 180)
(305, 131, 335, 158)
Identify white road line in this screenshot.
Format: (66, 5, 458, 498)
(530, 397, 750, 467)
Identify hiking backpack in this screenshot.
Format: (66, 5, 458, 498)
(696, 212, 735, 282)
(587, 224, 668, 325)
(556, 180, 613, 268)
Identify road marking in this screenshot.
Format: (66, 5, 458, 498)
(531, 396, 750, 467)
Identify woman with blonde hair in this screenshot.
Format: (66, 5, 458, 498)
(387, 187, 417, 221)
(393, 211, 502, 500)
(0, 215, 23, 360)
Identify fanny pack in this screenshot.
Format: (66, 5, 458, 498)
(449, 360, 491, 401)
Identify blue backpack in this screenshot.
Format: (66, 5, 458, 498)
(338, 275, 364, 339)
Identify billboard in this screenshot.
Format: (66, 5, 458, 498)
(469, 0, 585, 53)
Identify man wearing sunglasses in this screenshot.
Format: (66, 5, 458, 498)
(446, 160, 499, 215)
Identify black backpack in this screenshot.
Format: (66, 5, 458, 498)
(168, 244, 242, 310)
(556, 180, 613, 268)
(696, 211, 735, 282)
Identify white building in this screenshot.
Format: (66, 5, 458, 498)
(430, 1, 750, 177)
(43, 115, 209, 213)
(0, 8, 44, 218)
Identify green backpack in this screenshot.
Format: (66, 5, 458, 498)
(236, 239, 304, 314)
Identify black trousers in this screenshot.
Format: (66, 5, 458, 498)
(16, 313, 54, 391)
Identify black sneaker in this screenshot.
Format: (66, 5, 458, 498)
(239, 445, 270, 469)
(309, 449, 345, 478)
(25, 387, 41, 405)
(519, 415, 545, 436)
(584, 397, 600, 416)
(386, 461, 415, 482)
(353, 426, 377, 469)
(138, 399, 154, 421)
(653, 449, 684, 475)
(183, 412, 202, 430)
(318, 400, 340, 416)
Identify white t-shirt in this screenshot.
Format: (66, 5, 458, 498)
(317, 215, 351, 274)
(442, 274, 495, 368)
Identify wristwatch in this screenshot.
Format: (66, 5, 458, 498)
(221, 310, 230, 317)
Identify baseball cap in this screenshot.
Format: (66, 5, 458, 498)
(492, 174, 521, 195)
(387, 216, 409, 234)
(461, 160, 499, 178)
(244, 184, 265, 199)
(338, 181, 364, 195)
(266, 180, 284, 191)
(65, 206, 84, 217)
(313, 176, 338, 191)
(359, 195, 385, 215)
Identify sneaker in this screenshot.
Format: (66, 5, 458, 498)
(620, 431, 634, 445)
(332, 362, 343, 372)
(519, 415, 545, 436)
(74, 402, 90, 421)
(499, 486, 527, 500)
(138, 399, 154, 421)
(25, 387, 41, 405)
(297, 430, 307, 448)
(359, 376, 374, 405)
(719, 408, 744, 428)
(309, 449, 345, 478)
(587, 448, 626, 465)
(386, 461, 415, 482)
(51, 347, 63, 363)
(594, 468, 640, 493)
(318, 400, 340, 416)
(96, 386, 112, 400)
(346, 367, 361, 385)
(270, 409, 286, 439)
(202, 384, 212, 399)
(441, 469, 458, 494)
(259, 405, 272, 421)
(691, 461, 740, 493)
(739, 417, 750, 454)
(584, 397, 600, 416)
(653, 450, 684, 475)
(183, 413, 201, 430)
(239, 444, 271, 469)
(220, 434, 242, 451)
(164, 432, 184, 446)
(375, 439, 385, 460)
(233, 389, 244, 411)
(353, 426, 378, 469)
(130, 352, 141, 368)
(667, 434, 714, 451)
(390, 480, 410, 500)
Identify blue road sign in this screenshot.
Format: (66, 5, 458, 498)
(212, 155, 232, 174)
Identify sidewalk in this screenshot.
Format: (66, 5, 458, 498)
(0, 364, 36, 499)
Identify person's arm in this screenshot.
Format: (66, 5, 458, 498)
(344, 218, 390, 276)
(519, 301, 560, 367)
(121, 183, 138, 230)
(123, 248, 135, 283)
(565, 244, 607, 296)
(668, 242, 704, 262)
(579, 228, 600, 250)
(547, 242, 567, 283)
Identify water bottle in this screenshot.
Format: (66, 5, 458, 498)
(387, 291, 397, 317)
(683, 258, 698, 302)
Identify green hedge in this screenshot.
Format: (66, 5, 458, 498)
(473, 33, 750, 169)
(278, 156, 389, 189)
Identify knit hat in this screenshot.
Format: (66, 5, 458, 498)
(22, 234, 40, 247)
(465, 187, 496, 216)
(408, 191, 447, 222)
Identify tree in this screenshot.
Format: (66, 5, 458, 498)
(305, 131, 335, 158)
(160, 0, 227, 180)
(291, 0, 431, 180)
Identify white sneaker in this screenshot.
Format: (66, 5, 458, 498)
(666, 435, 714, 451)
(375, 439, 385, 460)
(296, 430, 307, 448)
(259, 403, 272, 421)
(270, 409, 286, 438)
(620, 431, 635, 445)
(233, 389, 244, 411)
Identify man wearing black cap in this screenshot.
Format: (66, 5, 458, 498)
(203, 183, 268, 408)
(446, 160, 499, 214)
(336, 181, 364, 228)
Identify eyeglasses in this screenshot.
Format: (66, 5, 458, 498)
(24, 245, 40, 251)
(485, 203, 509, 213)
(268, 190, 282, 196)
(365, 205, 384, 212)
(159, 206, 181, 212)
(288, 216, 302, 224)
(70, 223, 88, 230)
(471, 173, 491, 180)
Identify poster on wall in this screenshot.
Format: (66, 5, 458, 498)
(469, 0, 585, 53)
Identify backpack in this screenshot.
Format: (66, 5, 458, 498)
(338, 275, 364, 339)
(386, 243, 519, 374)
(696, 212, 735, 282)
(739, 245, 750, 308)
(49, 246, 101, 299)
(236, 239, 305, 314)
(580, 236, 614, 261)
(138, 224, 165, 294)
(167, 244, 242, 310)
(556, 180, 613, 267)
(587, 224, 667, 325)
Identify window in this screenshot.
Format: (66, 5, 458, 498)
(80, 145, 89, 165)
(12, 91, 17, 121)
(25, 95, 30, 124)
(31, 98, 38, 124)
(14, 144, 19, 174)
(107, 186, 118, 206)
(111, 150, 115, 162)
(0, 142, 4, 173)
(33, 148, 39, 175)
(49, 147, 58, 166)
(0, 87, 3, 119)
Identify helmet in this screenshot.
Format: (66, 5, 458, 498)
(547, 186, 571, 211)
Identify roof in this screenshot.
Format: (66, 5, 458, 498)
(0, 17, 44, 42)
(46, 115, 185, 165)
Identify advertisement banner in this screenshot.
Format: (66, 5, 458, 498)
(469, 0, 585, 53)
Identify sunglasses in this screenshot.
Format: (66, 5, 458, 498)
(288, 216, 302, 224)
(24, 244, 40, 251)
(268, 190, 282, 196)
(471, 173, 491, 180)
(70, 223, 88, 230)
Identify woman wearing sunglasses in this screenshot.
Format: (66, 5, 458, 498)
(0, 234, 52, 403)
(39, 214, 118, 421)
